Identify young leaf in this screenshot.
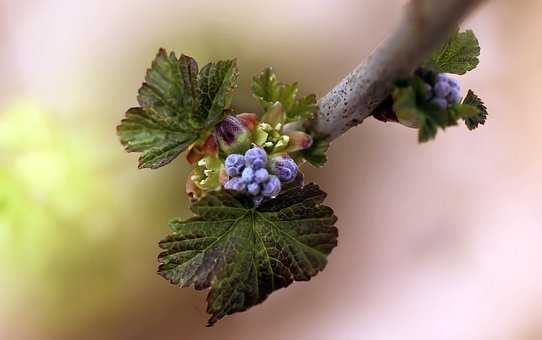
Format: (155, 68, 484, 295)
(198, 59, 239, 127)
(392, 85, 421, 129)
(424, 30, 480, 75)
(252, 67, 316, 121)
(157, 183, 338, 326)
(117, 49, 239, 169)
(117, 107, 198, 169)
(462, 89, 488, 130)
(252, 67, 280, 112)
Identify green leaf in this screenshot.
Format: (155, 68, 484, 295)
(117, 107, 198, 169)
(392, 86, 421, 129)
(462, 90, 488, 130)
(424, 30, 480, 75)
(117, 49, 239, 169)
(300, 136, 330, 167)
(252, 67, 316, 121)
(198, 59, 239, 127)
(252, 67, 280, 112)
(157, 183, 338, 326)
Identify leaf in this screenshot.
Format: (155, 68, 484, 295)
(136, 49, 197, 130)
(117, 49, 239, 169)
(157, 183, 338, 326)
(252, 67, 280, 112)
(392, 86, 421, 129)
(198, 59, 239, 127)
(423, 30, 480, 75)
(300, 136, 330, 167)
(252, 67, 316, 121)
(117, 107, 198, 169)
(462, 89, 488, 130)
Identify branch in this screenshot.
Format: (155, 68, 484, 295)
(315, 0, 486, 140)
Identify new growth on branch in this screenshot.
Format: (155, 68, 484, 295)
(116, 0, 488, 326)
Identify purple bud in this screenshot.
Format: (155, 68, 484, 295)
(247, 182, 260, 196)
(254, 168, 269, 183)
(447, 88, 461, 104)
(241, 167, 255, 183)
(436, 74, 449, 83)
(431, 98, 448, 110)
(224, 177, 246, 192)
(215, 116, 251, 154)
(224, 154, 245, 177)
(244, 147, 267, 170)
(434, 81, 451, 98)
(269, 155, 298, 183)
(447, 77, 460, 89)
(261, 175, 281, 197)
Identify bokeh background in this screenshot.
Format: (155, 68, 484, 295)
(1, 0, 541, 339)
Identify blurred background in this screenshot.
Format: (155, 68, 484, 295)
(1, 0, 541, 339)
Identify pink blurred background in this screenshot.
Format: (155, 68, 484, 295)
(1, 0, 541, 339)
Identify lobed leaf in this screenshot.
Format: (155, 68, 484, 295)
(462, 89, 488, 130)
(198, 59, 239, 127)
(117, 107, 197, 169)
(117, 49, 239, 169)
(157, 183, 338, 326)
(423, 30, 480, 75)
(252, 67, 316, 121)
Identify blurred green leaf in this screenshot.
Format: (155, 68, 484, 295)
(462, 89, 488, 130)
(423, 30, 480, 75)
(392, 77, 482, 142)
(158, 183, 338, 326)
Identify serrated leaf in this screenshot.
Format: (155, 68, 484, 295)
(424, 30, 480, 75)
(157, 183, 338, 326)
(252, 67, 316, 121)
(462, 89, 488, 130)
(252, 67, 280, 112)
(117, 107, 197, 169)
(136, 49, 196, 130)
(118, 49, 239, 169)
(198, 59, 239, 127)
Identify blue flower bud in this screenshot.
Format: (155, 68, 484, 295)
(434, 81, 451, 98)
(254, 168, 269, 183)
(447, 77, 460, 89)
(447, 88, 461, 104)
(215, 115, 251, 154)
(244, 147, 267, 170)
(247, 182, 260, 196)
(224, 177, 246, 192)
(431, 98, 448, 110)
(261, 175, 281, 197)
(224, 154, 245, 177)
(241, 167, 255, 183)
(269, 155, 298, 182)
